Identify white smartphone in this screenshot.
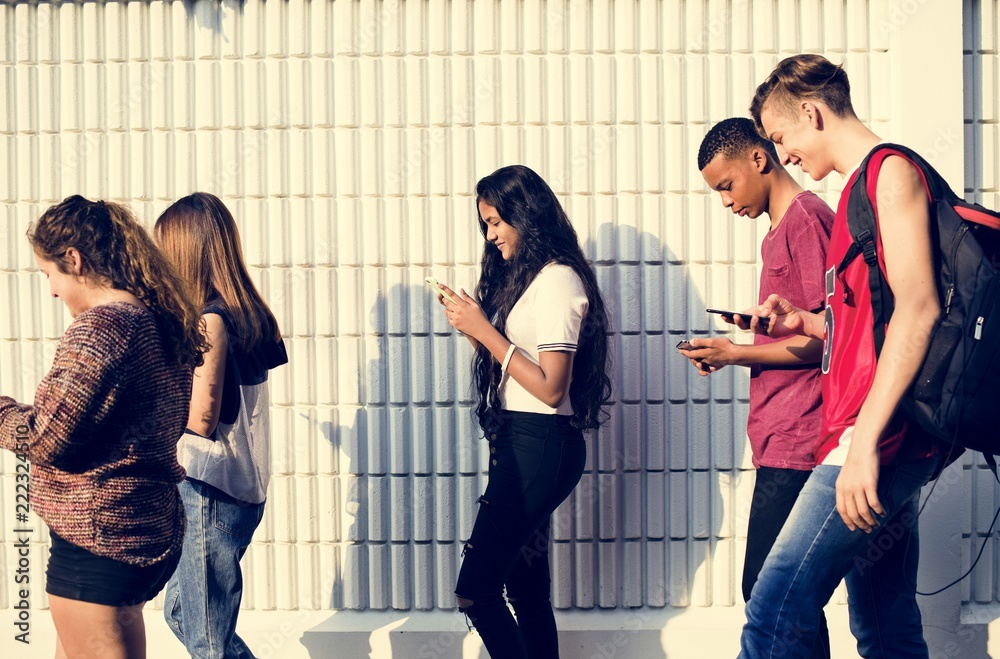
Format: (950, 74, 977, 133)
(425, 276, 461, 305)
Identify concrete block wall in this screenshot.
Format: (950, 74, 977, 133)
(965, 0, 1000, 610)
(0, 0, 995, 657)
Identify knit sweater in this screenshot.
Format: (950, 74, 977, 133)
(0, 302, 192, 566)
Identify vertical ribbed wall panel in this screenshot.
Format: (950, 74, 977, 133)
(965, 0, 1000, 607)
(0, 0, 897, 615)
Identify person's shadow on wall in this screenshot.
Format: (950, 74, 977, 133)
(297, 281, 489, 658)
(296, 214, 752, 658)
(552, 217, 748, 658)
(295, 216, 751, 658)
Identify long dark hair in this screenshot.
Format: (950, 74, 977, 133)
(473, 165, 612, 431)
(154, 192, 281, 352)
(29, 195, 206, 368)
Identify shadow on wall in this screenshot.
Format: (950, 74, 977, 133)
(573, 220, 747, 654)
(293, 213, 754, 657)
(298, 282, 489, 658)
(182, 0, 243, 40)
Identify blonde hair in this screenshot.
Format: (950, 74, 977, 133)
(29, 195, 206, 368)
(154, 192, 281, 351)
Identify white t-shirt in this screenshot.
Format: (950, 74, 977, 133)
(500, 262, 589, 415)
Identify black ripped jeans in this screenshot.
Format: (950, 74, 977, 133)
(455, 411, 586, 659)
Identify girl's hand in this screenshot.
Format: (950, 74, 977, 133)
(439, 284, 492, 340)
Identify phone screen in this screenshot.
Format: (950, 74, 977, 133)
(425, 277, 460, 305)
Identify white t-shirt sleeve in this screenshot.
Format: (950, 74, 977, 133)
(533, 265, 589, 353)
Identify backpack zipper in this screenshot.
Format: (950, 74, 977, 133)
(945, 224, 970, 315)
(975, 316, 984, 340)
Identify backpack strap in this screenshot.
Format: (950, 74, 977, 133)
(835, 143, 936, 356)
(986, 454, 1000, 483)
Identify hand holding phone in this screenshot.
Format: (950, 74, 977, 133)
(706, 307, 770, 330)
(426, 277, 461, 305)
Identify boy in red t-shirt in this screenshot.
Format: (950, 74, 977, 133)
(683, 117, 834, 659)
(738, 55, 945, 659)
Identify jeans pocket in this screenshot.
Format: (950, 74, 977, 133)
(213, 497, 264, 539)
(878, 456, 941, 515)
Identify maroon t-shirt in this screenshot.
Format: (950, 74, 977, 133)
(746, 191, 834, 470)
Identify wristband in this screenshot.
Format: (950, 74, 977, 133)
(501, 344, 517, 373)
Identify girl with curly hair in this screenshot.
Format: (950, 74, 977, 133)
(0, 195, 205, 658)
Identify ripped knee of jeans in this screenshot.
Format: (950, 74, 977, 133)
(456, 595, 476, 631)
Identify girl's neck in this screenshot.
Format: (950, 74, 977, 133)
(84, 287, 146, 313)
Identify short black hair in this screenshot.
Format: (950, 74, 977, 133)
(697, 117, 780, 170)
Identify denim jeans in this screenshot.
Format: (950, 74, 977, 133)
(744, 467, 830, 659)
(455, 411, 587, 659)
(164, 478, 265, 659)
(740, 456, 940, 659)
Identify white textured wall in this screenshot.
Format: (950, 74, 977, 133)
(965, 0, 1000, 611)
(0, 1, 994, 657)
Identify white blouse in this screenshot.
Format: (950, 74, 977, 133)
(500, 262, 589, 415)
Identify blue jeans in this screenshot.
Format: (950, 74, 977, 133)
(164, 478, 265, 659)
(740, 456, 940, 659)
(743, 467, 830, 659)
(455, 411, 587, 659)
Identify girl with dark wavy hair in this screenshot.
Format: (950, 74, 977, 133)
(0, 195, 205, 658)
(436, 165, 612, 658)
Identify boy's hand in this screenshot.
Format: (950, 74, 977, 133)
(836, 445, 883, 533)
(755, 294, 807, 338)
(678, 338, 743, 371)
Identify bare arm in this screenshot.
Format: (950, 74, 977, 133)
(439, 284, 574, 408)
(476, 324, 574, 408)
(679, 334, 823, 375)
(186, 314, 228, 437)
(837, 156, 940, 532)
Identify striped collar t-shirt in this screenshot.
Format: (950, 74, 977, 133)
(500, 262, 589, 416)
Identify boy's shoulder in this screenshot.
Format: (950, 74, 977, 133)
(786, 191, 835, 230)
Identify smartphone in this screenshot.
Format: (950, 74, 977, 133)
(706, 308, 770, 330)
(676, 339, 694, 350)
(425, 277, 461, 305)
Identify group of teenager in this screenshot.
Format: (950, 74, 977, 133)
(0, 190, 288, 658)
(0, 52, 958, 659)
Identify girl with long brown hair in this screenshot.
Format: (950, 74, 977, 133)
(155, 192, 287, 659)
(0, 195, 204, 658)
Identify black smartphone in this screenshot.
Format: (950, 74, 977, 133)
(706, 308, 770, 329)
(676, 340, 694, 350)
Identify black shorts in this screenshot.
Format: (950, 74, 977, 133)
(45, 531, 180, 607)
